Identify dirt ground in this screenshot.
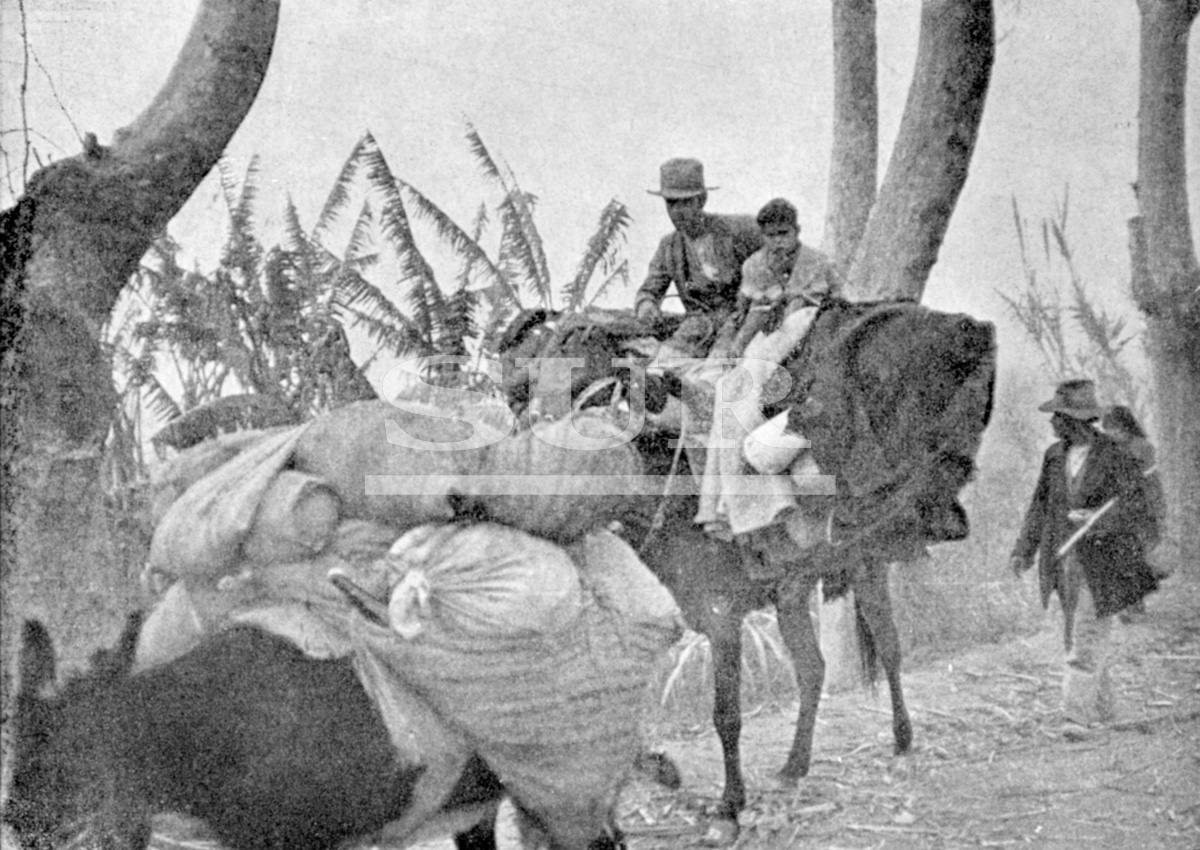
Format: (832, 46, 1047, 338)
(617, 575, 1200, 850)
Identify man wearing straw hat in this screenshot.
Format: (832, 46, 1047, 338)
(1009, 379, 1159, 740)
(634, 158, 762, 359)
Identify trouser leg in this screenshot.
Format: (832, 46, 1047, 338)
(1061, 558, 1115, 724)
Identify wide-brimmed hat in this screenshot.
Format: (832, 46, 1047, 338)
(1037, 379, 1103, 420)
(647, 158, 717, 199)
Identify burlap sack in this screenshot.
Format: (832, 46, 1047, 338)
(382, 523, 583, 639)
(475, 411, 644, 542)
(147, 427, 292, 528)
(241, 471, 342, 565)
(149, 426, 309, 579)
(292, 400, 502, 527)
(567, 529, 681, 633)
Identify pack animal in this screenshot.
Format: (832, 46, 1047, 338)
(496, 303, 995, 841)
(2, 614, 626, 850)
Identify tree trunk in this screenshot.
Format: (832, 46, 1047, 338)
(820, 0, 879, 692)
(1, 0, 280, 699)
(824, 0, 878, 273)
(843, 0, 994, 303)
(1130, 0, 1200, 576)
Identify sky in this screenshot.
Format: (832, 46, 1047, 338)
(2, 0, 1197, 404)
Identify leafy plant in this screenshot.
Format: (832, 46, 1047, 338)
(104, 126, 633, 479)
(104, 155, 412, 461)
(1002, 191, 1143, 415)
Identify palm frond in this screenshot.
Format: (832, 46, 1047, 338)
(440, 283, 478, 354)
(140, 373, 185, 425)
(216, 157, 243, 218)
(218, 156, 263, 282)
(466, 123, 550, 301)
(358, 133, 441, 304)
(563, 198, 631, 312)
(497, 191, 551, 307)
(344, 201, 376, 264)
(282, 195, 306, 251)
(334, 269, 427, 351)
(406, 279, 439, 343)
(400, 181, 518, 308)
(340, 304, 429, 358)
(233, 155, 261, 234)
(585, 258, 630, 310)
(313, 134, 367, 247)
(506, 187, 552, 302)
(464, 121, 508, 190)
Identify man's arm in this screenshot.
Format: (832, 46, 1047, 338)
(635, 235, 674, 322)
(1010, 451, 1052, 573)
(784, 247, 842, 312)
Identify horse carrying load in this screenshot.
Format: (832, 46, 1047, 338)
(11, 400, 683, 850)
(494, 301, 996, 840)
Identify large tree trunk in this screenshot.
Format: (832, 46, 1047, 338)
(1130, 0, 1200, 576)
(1, 0, 280, 701)
(824, 0, 878, 273)
(820, 0, 879, 692)
(843, 0, 994, 303)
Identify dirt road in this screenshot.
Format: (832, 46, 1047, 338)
(622, 577, 1200, 849)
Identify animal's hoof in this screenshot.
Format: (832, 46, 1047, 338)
(701, 818, 739, 846)
(775, 768, 801, 789)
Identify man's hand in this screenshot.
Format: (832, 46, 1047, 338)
(635, 300, 662, 325)
(1009, 555, 1028, 577)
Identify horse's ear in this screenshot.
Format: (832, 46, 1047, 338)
(18, 620, 57, 699)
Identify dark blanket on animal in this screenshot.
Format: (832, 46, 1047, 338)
(774, 300, 995, 560)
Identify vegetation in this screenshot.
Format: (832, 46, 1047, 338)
(1002, 192, 1144, 415)
(104, 126, 632, 480)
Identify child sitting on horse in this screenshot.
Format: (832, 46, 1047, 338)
(693, 197, 841, 542)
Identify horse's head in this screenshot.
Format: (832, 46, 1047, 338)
(777, 302, 996, 555)
(3, 613, 151, 850)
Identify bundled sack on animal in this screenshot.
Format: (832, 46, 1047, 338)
(290, 399, 505, 526)
(332, 521, 683, 837)
(148, 425, 338, 580)
(135, 516, 681, 846)
(470, 409, 646, 542)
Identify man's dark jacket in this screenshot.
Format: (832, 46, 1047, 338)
(1011, 432, 1158, 617)
(634, 213, 762, 325)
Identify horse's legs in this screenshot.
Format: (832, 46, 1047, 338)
(708, 610, 747, 822)
(854, 561, 913, 755)
(773, 572, 822, 783)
